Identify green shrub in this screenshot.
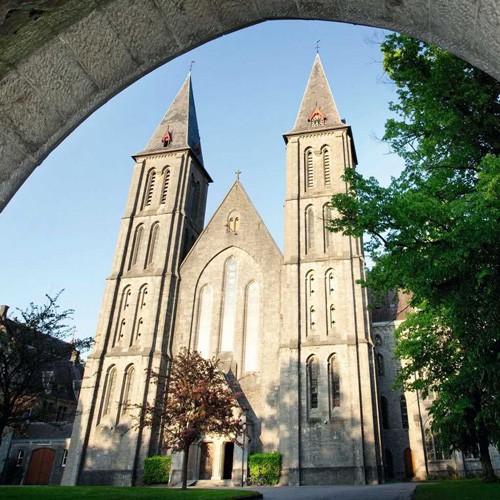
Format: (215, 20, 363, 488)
(248, 452, 282, 485)
(143, 455, 171, 484)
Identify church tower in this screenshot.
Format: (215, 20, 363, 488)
(62, 74, 211, 486)
(279, 55, 382, 485)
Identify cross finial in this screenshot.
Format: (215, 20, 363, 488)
(315, 40, 321, 54)
(235, 169, 241, 181)
(189, 60, 195, 73)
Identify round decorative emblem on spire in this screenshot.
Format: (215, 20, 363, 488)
(308, 106, 326, 127)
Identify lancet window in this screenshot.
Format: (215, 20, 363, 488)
(307, 356, 319, 410)
(377, 353, 385, 376)
(381, 396, 390, 429)
(131, 285, 147, 345)
(400, 396, 409, 429)
(142, 169, 156, 209)
(220, 257, 238, 352)
(322, 147, 331, 186)
(375, 334, 382, 346)
(305, 149, 314, 189)
(244, 281, 260, 372)
(161, 168, 170, 204)
(227, 211, 240, 233)
(145, 223, 160, 268)
(306, 271, 315, 297)
(328, 354, 340, 410)
(305, 205, 315, 252)
(323, 203, 333, 251)
(101, 366, 117, 420)
(196, 285, 213, 358)
(118, 365, 135, 421)
(129, 225, 144, 269)
(113, 286, 131, 346)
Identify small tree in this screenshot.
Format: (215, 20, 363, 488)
(0, 291, 92, 447)
(137, 348, 245, 489)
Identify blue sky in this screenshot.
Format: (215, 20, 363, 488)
(0, 20, 404, 342)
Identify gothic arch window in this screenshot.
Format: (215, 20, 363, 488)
(326, 270, 334, 295)
(375, 334, 382, 346)
(400, 396, 409, 429)
(161, 167, 170, 204)
(322, 147, 331, 186)
(328, 354, 340, 410)
(381, 396, 390, 429)
(307, 355, 319, 410)
(145, 223, 160, 268)
(305, 149, 314, 189)
(377, 353, 385, 376)
(196, 285, 213, 358)
(329, 304, 335, 327)
(323, 203, 333, 251)
(220, 257, 238, 352)
(131, 285, 147, 345)
(142, 169, 156, 209)
(227, 211, 240, 233)
(118, 365, 135, 421)
(101, 366, 117, 421)
(425, 430, 452, 461)
(305, 205, 315, 252)
(244, 281, 260, 372)
(129, 225, 144, 269)
(306, 271, 315, 297)
(113, 286, 131, 346)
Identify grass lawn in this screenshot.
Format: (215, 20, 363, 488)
(414, 478, 500, 499)
(0, 486, 260, 499)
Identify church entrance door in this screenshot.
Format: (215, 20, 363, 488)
(403, 448, 414, 479)
(199, 442, 213, 480)
(222, 442, 234, 480)
(25, 448, 55, 484)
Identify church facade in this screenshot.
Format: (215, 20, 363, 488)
(62, 56, 497, 487)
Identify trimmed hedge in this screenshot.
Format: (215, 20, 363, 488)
(248, 452, 282, 485)
(143, 455, 171, 484)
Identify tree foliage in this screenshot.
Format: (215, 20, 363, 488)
(137, 348, 245, 489)
(0, 291, 92, 446)
(329, 34, 500, 480)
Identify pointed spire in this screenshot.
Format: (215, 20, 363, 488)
(138, 73, 203, 164)
(291, 54, 343, 133)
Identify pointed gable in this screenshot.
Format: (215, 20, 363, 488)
(290, 54, 343, 134)
(136, 74, 204, 164)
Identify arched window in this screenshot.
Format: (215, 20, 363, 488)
(118, 365, 135, 421)
(328, 354, 340, 410)
(161, 168, 170, 204)
(305, 149, 314, 189)
(101, 366, 117, 419)
(329, 304, 335, 327)
(118, 319, 126, 342)
(375, 334, 382, 346)
(425, 431, 452, 461)
(381, 396, 390, 429)
(322, 147, 331, 186)
(323, 203, 333, 251)
(377, 353, 385, 376)
(142, 169, 156, 209)
(400, 396, 409, 429)
(145, 223, 160, 268)
(244, 281, 260, 372)
(131, 285, 147, 346)
(227, 211, 241, 233)
(309, 306, 316, 330)
(306, 271, 315, 297)
(326, 270, 334, 295)
(220, 257, 238, 352)
(129, 225, 144, 269)
(113, 286, 131, 346)
(307, 356, 319, 410)
(196, 285, 213, 358)
(305, 205, 315, 252)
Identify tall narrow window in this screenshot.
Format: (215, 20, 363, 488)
(102, 366, 117, 419)
(305, 149, 314, 189)
(129, 225, 144, 269)
(377, 353, 385, 376)
(197, 285, 213, 358)
(244, 281, 260, 372)
(192, 179, 201, 221)
(306, 271, 315, 297)
(118, 365, 135, 420)
(61, 449, 68, 467)
(400, 396, 409, 429)
(323, 204, 333, 251)
(309, 306, 316, 330)
(323, 147, 331, 186)
(220, 257, 238, 352)
(381, 396, 390, 429)
(113, 286, 131, 346)
(375, 334, 382, 346)
(161, 168, 170, 204)
(307, 356, 319, 409)
(145, 223, 160, 268)
(131, 285, 147, 345)
(329, 304, 335, 327)
(328, 354, 340, 410)
(142, 169, 156, 209)
(227, 211, 241, 233)
(305, 206, 315, 252)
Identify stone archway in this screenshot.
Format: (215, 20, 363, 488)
(1, 0, 499, 212)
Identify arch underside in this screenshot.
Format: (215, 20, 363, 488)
(1, 0, 498, 211)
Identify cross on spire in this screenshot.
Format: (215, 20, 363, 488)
(315, 40, 321, 53)
(189, 60, 195, 73)
(235, 169, 241, 181)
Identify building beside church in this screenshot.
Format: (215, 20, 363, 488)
(61, 55, 499, 487)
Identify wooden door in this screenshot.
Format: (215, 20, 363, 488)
(403, 447, 414, 479)
(199, 442, 213, 480)
(25, 448, 55, 485)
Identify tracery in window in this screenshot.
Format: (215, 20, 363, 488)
(307, 355, 319, 410)
(220, 257, 238, 352)
(328, 354, 340, 410)
(377, 353, 385, 376)
(142, 169, 156, 209)
(145, 223, 160, 268)
(161, 168, 170, 204)
(129, 225, 144, 269)
(244, 281, 260, 372)
(381, 396, 390, 429)
(305, 205, 315, 252)
(400, 395, 409, 429)
(322, 147, 331, 186)
(305, 149, 314, 189)
(101, 366, 117, 420)
(196, 285, 213, 358)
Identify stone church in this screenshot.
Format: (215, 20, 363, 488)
(62, 55, 498, 487)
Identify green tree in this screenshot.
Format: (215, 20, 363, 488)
(0, 292, 92, 447)
(136, 348, 245, 489)
(329, 34, 500, 480)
